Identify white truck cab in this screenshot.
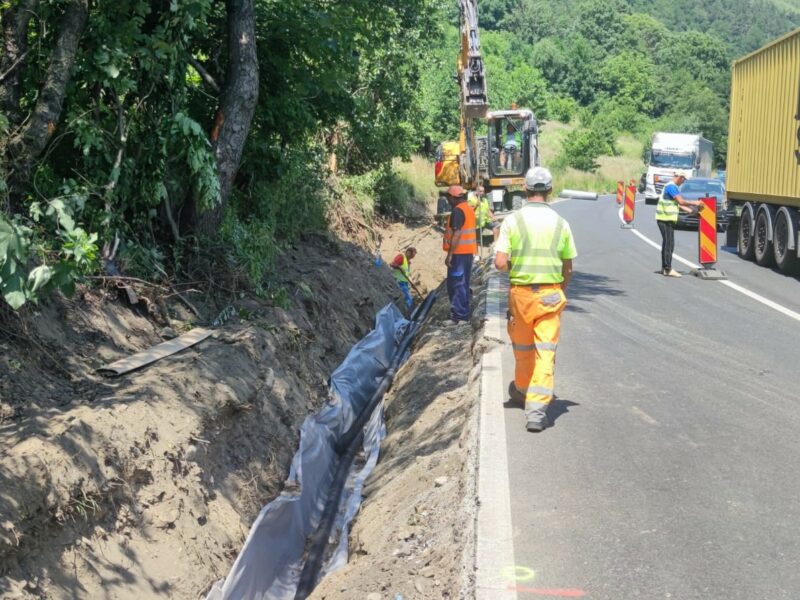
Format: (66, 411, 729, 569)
(644, 133, 713, 204)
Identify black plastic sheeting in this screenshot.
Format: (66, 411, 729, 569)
(207, 304, 409, 600)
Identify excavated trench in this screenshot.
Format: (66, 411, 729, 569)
(206, 294, 438, 599)
(211, 262, 493, 600)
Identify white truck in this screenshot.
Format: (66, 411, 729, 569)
(643, 133, 714, 204)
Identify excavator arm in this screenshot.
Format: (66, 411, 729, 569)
(459, 0, 489, 120)
(435, 0, 489, 189)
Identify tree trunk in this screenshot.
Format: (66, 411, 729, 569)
(198, 0, 258, 235)
(0, 0, 39, 126)
(8, 0, 87, 166)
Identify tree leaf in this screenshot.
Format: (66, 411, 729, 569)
(28, 265, 54, 293)
(2, 271, 27, 309)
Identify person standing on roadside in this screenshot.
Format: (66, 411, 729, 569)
(494, 167, 577, 432)
(656, 169, 704, 278)
(390, 247, 417, 310)
(443, 185, 477, 325)
(467, 185, 497, 253)
(477, 192, 500, 244)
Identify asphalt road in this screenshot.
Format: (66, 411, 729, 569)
(499, 196, 800, 599)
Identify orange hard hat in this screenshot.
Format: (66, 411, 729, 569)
(448, 185, 466, 198)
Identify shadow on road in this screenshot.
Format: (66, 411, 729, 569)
(548, 398, 580, 426)
(566, 271, 625, 313)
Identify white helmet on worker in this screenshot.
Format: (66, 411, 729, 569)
(524, 167, 553, 192)
(674, 169, 692, 180)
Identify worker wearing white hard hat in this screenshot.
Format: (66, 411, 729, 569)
(494, 167, 577, 432)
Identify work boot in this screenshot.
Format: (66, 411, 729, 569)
(526, 416, 550, 432)
(507, 382, 525, 406)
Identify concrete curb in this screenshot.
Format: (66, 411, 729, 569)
(474, 268, 518, 600)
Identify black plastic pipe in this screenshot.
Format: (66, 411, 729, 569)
(294, 429, 362, 599)
(334, 291, 437, 455)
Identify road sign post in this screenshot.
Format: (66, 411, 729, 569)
(616, 181, 624, 205)
(621, 183, 635, 229)
(692, 197, 728, 280)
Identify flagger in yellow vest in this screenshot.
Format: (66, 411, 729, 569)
(494, 167, 577, 432)
(655, 170, 704, 278)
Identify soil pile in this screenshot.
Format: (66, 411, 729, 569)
(0, 236, 401, 599)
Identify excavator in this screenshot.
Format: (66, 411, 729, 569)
(434, 0, 540, 210)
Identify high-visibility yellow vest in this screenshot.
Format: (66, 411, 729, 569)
(656, 185, 679, 223)
(393, 254, 410, 283)
(507, 205, 567, 285)
(477, 198, 491, 228)
(443, 203, 478, 255)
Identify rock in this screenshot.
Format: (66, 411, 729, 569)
(434, 476, 449, 487)
(160, 327, 178, 339)
(420, 566, 437, 578)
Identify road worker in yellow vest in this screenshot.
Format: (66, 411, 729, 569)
(468, 186, 500, 245)
(494, 167, 577, 432)
(390, 246, 417, 310)
(655, 170, 704, 277)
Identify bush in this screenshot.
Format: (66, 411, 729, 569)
(547, 96, 579, 124)
(340, 165, 417, 216)
(220, 212, 279, 295)
(556, 128, 608, 173)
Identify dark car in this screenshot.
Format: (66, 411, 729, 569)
(677, 177, 729, 230)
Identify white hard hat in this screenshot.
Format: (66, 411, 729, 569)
(674, 169, 692, 180)
(524, 167, 553, 192)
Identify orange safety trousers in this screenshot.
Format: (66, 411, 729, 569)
(507, 284, 567, 413)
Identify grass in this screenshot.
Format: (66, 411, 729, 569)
(539, 121, 645, 195)
(393, 155, 439, 214)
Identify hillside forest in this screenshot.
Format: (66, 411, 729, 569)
(0, 0, 798, 309)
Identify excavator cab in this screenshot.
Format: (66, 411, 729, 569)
(487, 110, 538, 183)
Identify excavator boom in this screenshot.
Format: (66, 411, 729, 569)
(459, 0, 489, 119)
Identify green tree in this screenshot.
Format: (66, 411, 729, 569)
(479, 0, 517, 30)
(573, 0, 630, 54)
(597, 51, 660, 116)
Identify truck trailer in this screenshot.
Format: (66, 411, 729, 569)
(644, 133, 713, 204)
(726, 28, 800, 273)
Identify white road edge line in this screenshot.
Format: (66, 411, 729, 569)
(629, 228, 800, 324)
(475, 270, 517, 600)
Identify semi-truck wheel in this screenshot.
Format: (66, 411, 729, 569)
(773, 210, 799, 274)
(737, 208, 756, 260)
(725, 219, 739, 248)
(754, 210, 775, 267)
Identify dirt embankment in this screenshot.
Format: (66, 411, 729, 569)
(0, 234, 406, 599)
